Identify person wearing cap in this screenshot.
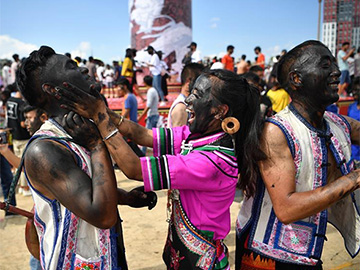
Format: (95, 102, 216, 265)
(145, 46, 166, 105)
(188, 42, 202, 64)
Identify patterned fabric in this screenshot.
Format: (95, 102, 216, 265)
(236, 104, 359, 267)
(141, 126, 238, 240)
(73, 255, 102, 270)
(239, 252, 275, 270)
(141, 126, 237, 269)
(24, 119, 120, 270)
(274, 221, 316, 256)
(163, 197, 230, 270)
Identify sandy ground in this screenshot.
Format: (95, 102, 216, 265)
(1, 170, 360, 270)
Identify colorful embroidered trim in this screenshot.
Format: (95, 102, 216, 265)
(173, 200, 216, 270)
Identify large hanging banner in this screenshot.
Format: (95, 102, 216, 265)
(129, 0, 192, 83)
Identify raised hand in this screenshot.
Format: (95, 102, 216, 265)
(62, 111, 102, 150)
(57, 82, 106, 121)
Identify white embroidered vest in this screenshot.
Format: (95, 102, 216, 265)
(25, 119, 117, 270)
(236, 105, 360, 266)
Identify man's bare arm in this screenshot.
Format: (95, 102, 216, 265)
(343, 115, 360, 146)
(260, 122, 360, 224)
(170, 103, 188, 127)
(342, 48, 355, 61)
(0, 145, 20, 167)
(25, 139, 118, 229)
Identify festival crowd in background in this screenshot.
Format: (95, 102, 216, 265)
(0, 39, 359, 270)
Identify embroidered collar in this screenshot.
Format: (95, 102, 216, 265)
(48, 118, 72, 138)
(289, 103, 330, 137)
(181, 131, 235, 156)
(185, 131, 225, 148)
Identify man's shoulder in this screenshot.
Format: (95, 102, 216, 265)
(25, 138, 74, 167)
(338, 50, 346, 57)
(127, 93, 137, 103)
(149, 87, 158, 94)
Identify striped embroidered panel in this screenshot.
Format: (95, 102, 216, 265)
(142, 155, 171, 191)
(153, 128, 175, 156)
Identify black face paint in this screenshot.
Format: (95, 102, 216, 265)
(44, 54, 101, 94)
(294, 45, 341, 108)
(25, 110, 43, 136)
(185, 75, 218, 134)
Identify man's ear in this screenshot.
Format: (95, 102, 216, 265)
(289, 70, 302, 89)
(40, 113, 48, 122)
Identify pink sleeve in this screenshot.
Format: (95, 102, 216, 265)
(152, 126, 190, 156)
(140, 150, 238, 192)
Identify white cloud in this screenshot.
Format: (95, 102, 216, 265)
(70, 41, 92, 60)
(0, 35, 38, 59)
(210, 17, 220, 28)
(218, 51, 226, 58)
(265, 45, 281, 58)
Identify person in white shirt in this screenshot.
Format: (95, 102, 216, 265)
(10, 54, 20, 84)
(187, 42, 202, 64)
(145, 46, 165, 104)
(96, 62, 105, 86)
(1, 62, 11, 88)
(138, 75, 159, 153)
(104, 64, 114, 88)
(211, 61, 224, 70)
(104, 64, 115, 98)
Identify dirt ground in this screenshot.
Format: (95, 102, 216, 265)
(1, 171, 359, 270)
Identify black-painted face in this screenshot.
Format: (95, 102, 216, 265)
(294, 45, 340, 107)
(44, 54, 101, 94)
(185, 75, 219, 134)
(25, 110, 43, 136)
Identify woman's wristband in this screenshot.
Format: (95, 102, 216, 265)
(103, 129, 119, 141)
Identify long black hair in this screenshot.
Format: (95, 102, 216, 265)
(206, 69, 266, 197)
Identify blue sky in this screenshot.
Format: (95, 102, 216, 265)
(0, 0, 321, 64)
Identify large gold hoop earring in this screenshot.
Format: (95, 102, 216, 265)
(221, 117, 240, 134)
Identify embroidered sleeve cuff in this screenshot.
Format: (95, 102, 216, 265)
(152, 128, 175, 156)
(140, 156, 171, 192)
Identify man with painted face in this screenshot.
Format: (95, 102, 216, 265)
(167, 62, 204, 128)
(0, 105, 48, 169)
(236, 40, 360, 269)
(15, 46, 157, 270)
(57, 68, 264, 270)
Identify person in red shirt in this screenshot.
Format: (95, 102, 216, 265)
(221, 45, 235, 72)
(254, 46, 265, 69)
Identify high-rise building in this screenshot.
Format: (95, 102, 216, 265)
(322, 0, 360, 56)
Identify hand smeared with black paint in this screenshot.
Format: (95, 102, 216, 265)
(126, 186, 157, 210)
(58, 82, 105, 121)
(62, 111, 102, 150)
